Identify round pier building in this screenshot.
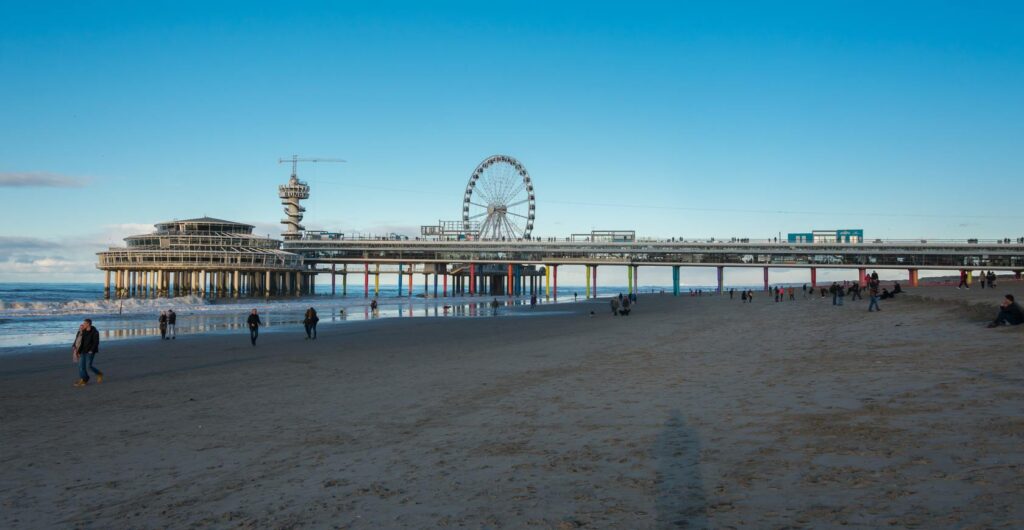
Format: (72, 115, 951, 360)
(97, 217, 306, 299)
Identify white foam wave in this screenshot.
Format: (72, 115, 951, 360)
(0, 295, 211, 317)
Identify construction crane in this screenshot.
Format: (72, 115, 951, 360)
(278, 154, 346, 179)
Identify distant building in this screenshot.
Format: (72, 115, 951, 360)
(570, 230, 636, 242)
(787, 229, 863, 244)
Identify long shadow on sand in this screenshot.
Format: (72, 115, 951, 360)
(653, 410, 708, 528)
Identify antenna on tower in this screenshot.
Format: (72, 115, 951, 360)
(277, 155, 345, 240)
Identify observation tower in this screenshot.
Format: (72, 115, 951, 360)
(278, 170, 310, 240)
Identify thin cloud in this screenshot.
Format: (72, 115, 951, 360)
(0, 171, 89, 188)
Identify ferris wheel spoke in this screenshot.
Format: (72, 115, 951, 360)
(506, 211, 529, 219)
(469, 201, 489, 209)
(500, 180, 527, 204)
(505, 198, 530, 208)
(468, 211, 488, 220)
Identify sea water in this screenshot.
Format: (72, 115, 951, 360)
(1, 282, 727, 352)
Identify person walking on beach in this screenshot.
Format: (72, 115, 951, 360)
(73, 319, 102, 387)
(167, 309, 176, 339)
(729, 288, 734, 300)
(830, 283, 838, 305)
(247, 309, 263, 346)
(747, 289, 754, 302)
(158, 311, 168, 340)
(610, 296, 620, 315)
(837, 284, 846, 306)
(741, 290, 748, 303)
(370, 298, 379, 317)
(868, 282, 881, 312)
(574, 292, 578, 302)
(490, 297, 500, 316)
(303, 307, 319, 340)
(987, 294, 1023, 327)
(788, 287, 795, 301)
(530, 293, 537, 308)
(958, 270, 969, 289)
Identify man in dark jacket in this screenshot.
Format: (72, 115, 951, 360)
(74, 319, 103, 387)
(988, 295, 1024, 328)
(247, 309, 263, 346)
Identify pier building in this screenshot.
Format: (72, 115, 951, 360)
(97, 217, 305, 299)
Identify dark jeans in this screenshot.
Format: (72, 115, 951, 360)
(78, 353, 101, 381)
(868, 295, 880, 312)
(249, 326, 259, 345)
(994, 309, 1023, 326)
(305, 322, 317, 339)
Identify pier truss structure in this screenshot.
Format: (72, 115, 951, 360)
(283, 236, 1024, 299)
(96, 217, 308, 299)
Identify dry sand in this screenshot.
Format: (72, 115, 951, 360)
(2, 283, 1023, 528)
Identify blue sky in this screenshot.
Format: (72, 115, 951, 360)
(1, 1, 1022, 282)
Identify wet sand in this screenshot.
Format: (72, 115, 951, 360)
(2, 283, 1023, 528)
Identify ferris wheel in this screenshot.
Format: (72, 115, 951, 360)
(462, 155, 536, 240)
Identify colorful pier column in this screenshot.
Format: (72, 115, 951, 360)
(433, 273, 438, 297)
(672, 266, 680, 296)
(443, 269, 448, 296)
(592, 265, 598, 298)
(374, 264, 380, 296)
(507, 264, 514, 296)
(469, 263, 476, 295)
(634, 266, 639, 293)
(717, 266, 724, 293)
(408, 265, 414, 295)
(858, 268, 867, 287)
(909, 268, 919, 287)
(763, 267, 770, 291)
(552, 265, 558, 300)
(811, 267, 817, 289)
(627, 265, 634, 295)
(342, 269, 347, 296)
(363, 264, 369, 297)
(585, 265, 591, 298)
(545, 265, 551, 298)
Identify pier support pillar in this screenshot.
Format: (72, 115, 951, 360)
(858, 268, 867, 287)
(811, 267, 817, 289)
(104, 270, 111, 299)
(544, 265, 550, 299)
(553, 265, 559, 300)
(717, 266, 724, 293)
(633, 266, 639, 294)
(470, 263, 476, 295)
(507, 264, 514, 297)
(374, 264, 380, 296)
(592, 265, 598, 298)
(433, 272, 438, 297)
(443, 270, 448, 296)
(909, 268, 919, 288)
(233, 270, 240, 298)
(627, 265, 633, 295)
(763, 267, 770, 292)
(331, 264, 336, 295)
(672, 266, 680, 296)
(397, 264, 404, 296)
(363, 264, 369, 297)
(585, 265, 591, 298)
(408, 265, 413, 296)
(342, 270, 347, 296)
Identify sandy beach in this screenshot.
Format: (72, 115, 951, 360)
(2, 283, 1023, 528)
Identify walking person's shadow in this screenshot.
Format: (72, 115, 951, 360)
(653, 410, 708, 528)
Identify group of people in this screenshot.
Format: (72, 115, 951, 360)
(244, 307, 321, 346)
(157, 309, 177, 340)
(609, 292, 636, 315)
(978, 270, 999, 289)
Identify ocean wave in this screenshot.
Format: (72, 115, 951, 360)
(0, 295, 211, 317)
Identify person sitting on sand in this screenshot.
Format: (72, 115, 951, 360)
(987, 294, 1023, 328)
(879, 288, 892, 300)
(892, 282, 903, 295)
